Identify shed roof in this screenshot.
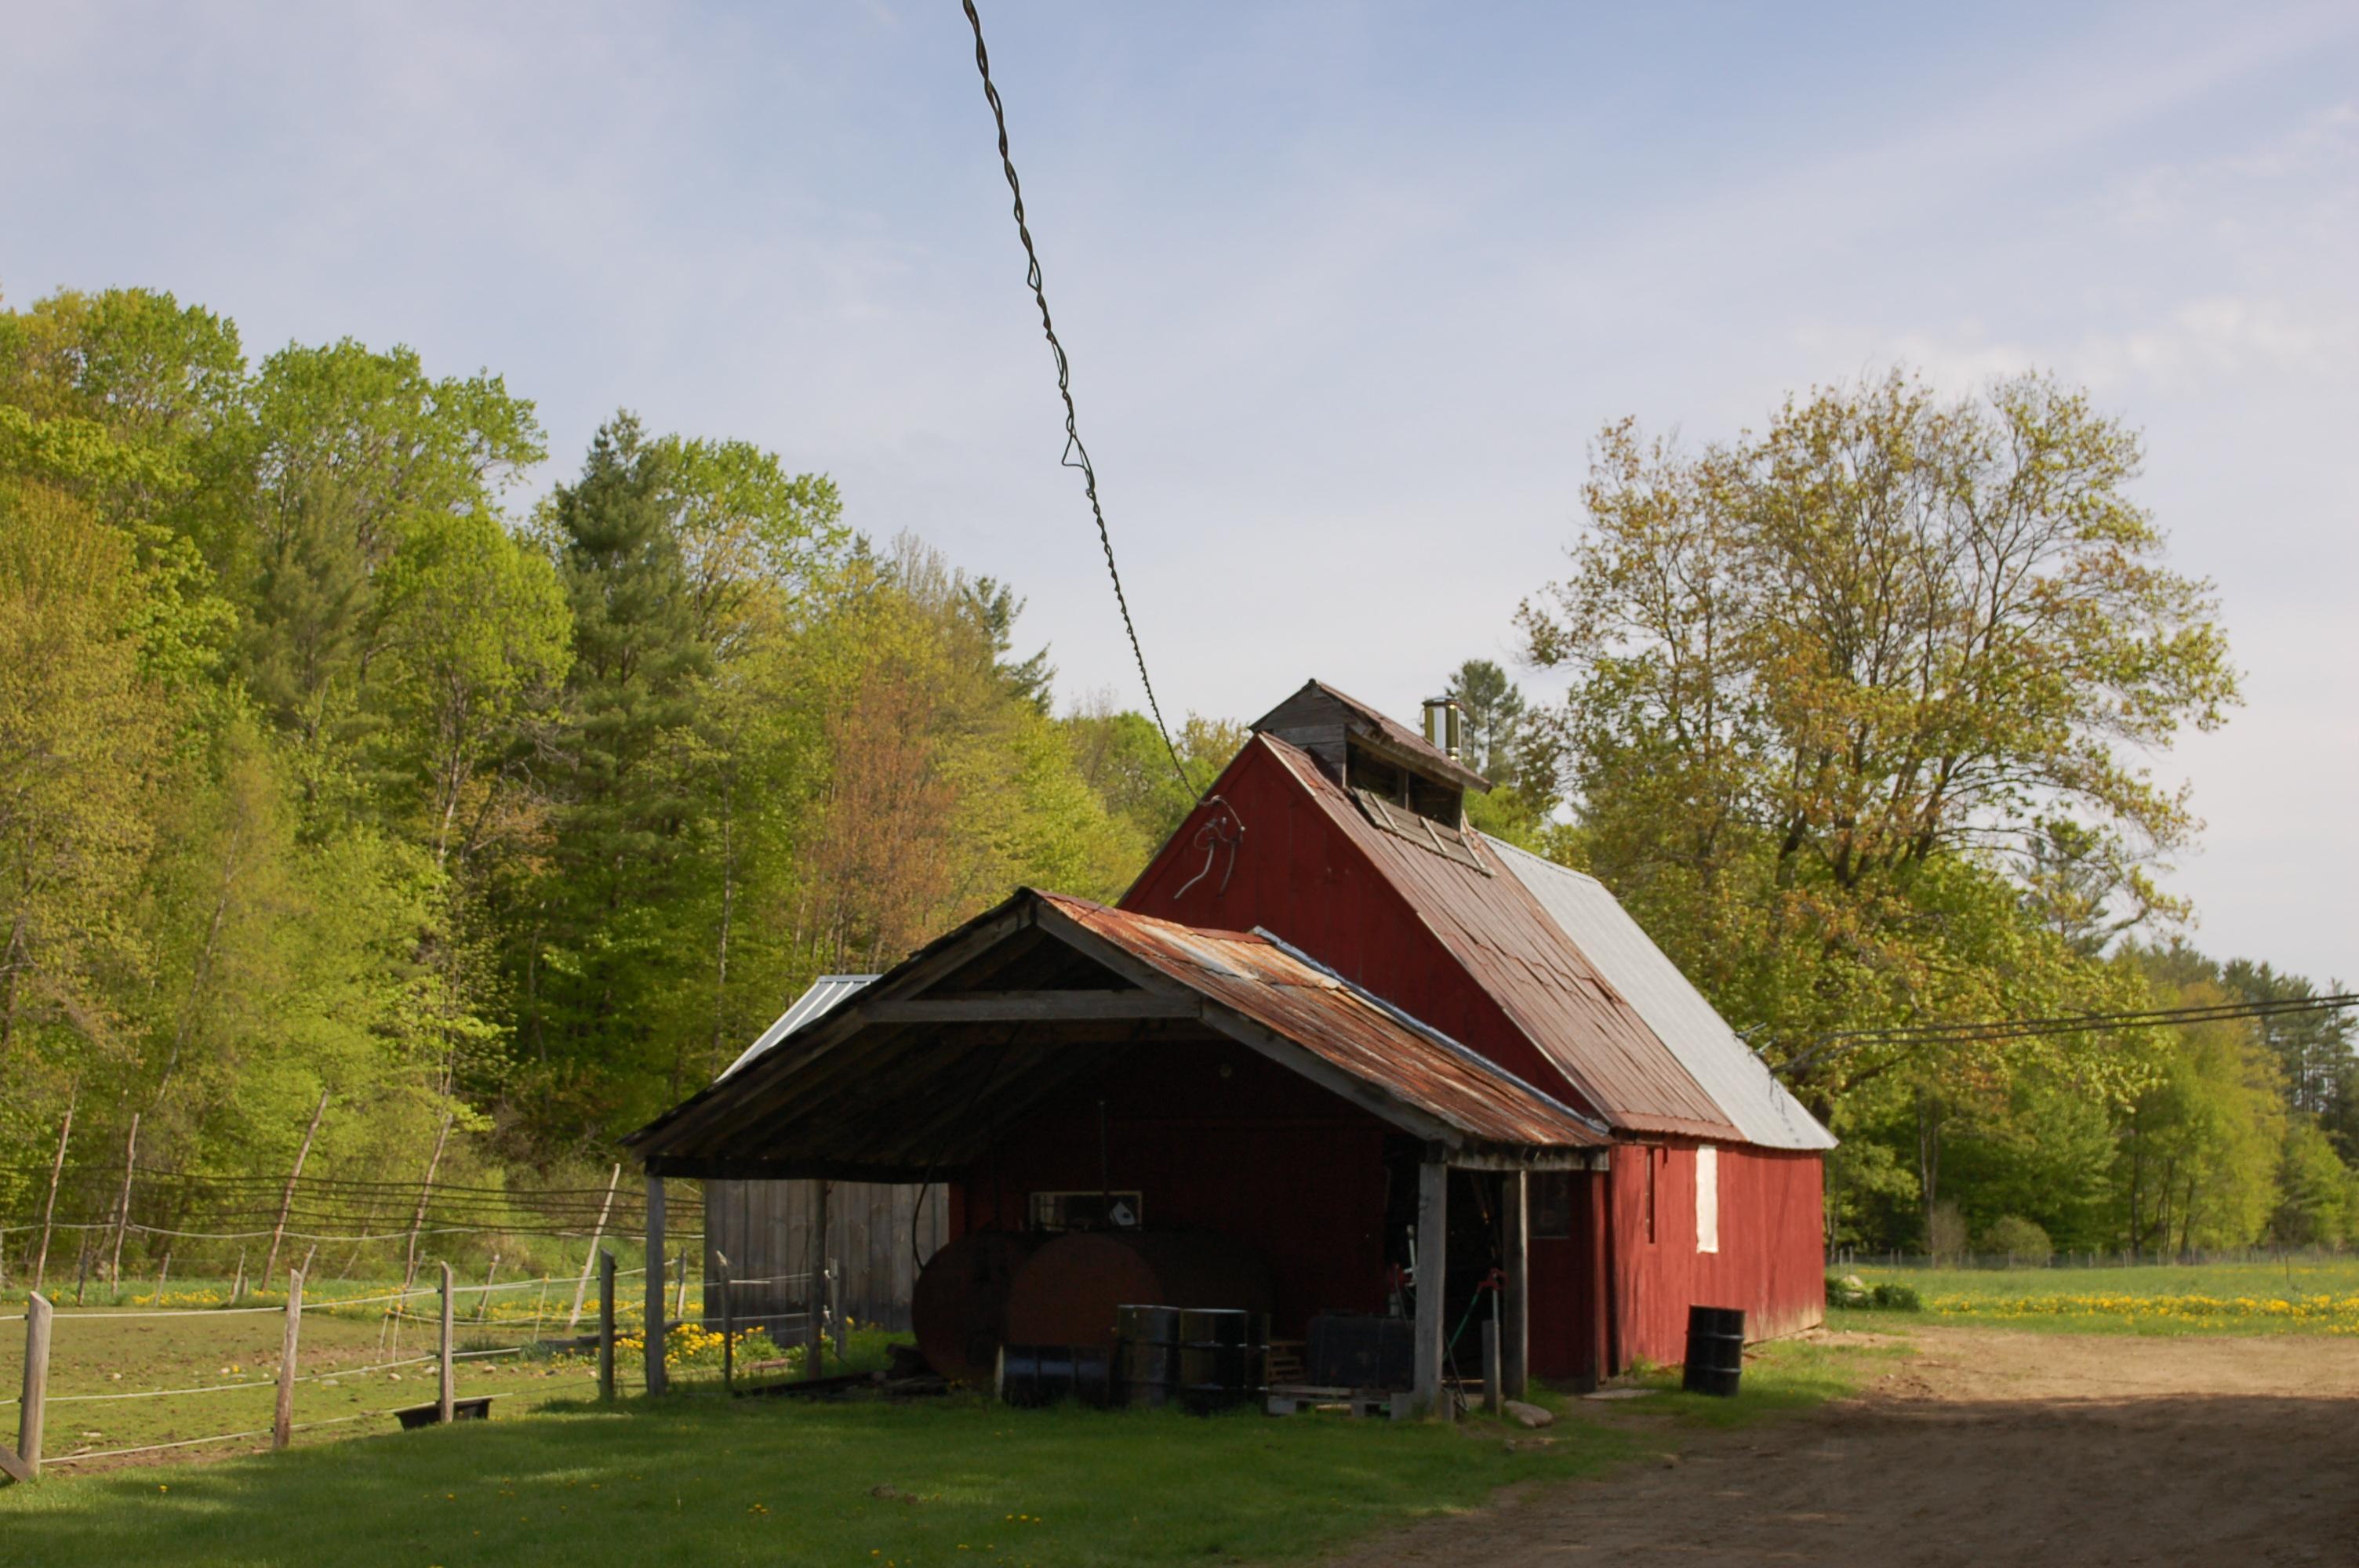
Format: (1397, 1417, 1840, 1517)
(1258, 734, 1743, 1142)
(626, 887, 1608, 1179)
(718, 973, 877, 1080)
(1485, 840, 1836, 1151)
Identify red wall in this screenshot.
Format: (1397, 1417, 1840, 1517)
(949, 1044, 1394, 1336)
(1607, 1142, 1826, 1364)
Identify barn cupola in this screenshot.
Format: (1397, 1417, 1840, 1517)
(1250, 679, 1492, 852)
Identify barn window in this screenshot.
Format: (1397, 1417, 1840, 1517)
(1696, 1145, 1720, 1254)
(1530, 1172, 1573, 1240)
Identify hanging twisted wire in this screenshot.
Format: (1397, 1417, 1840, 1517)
(960, 0, 1191, 792)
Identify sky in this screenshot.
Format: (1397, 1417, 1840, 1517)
(5, 2, 2354, 982)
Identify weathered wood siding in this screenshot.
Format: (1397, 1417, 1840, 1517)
(701, 1179, 947, 1334)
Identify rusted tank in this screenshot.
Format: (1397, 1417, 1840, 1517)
(912, 1230, 1039, 1385)
(1002, 1231, 1274, 1350)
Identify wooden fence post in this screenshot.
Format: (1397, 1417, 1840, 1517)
(274, 1269, 304, 1450)
(476, 1253, 500, 1323)
(263, 1089, 329, 1287)
(598, 1250, 616, 1403)
(714, 1250, 733, 1392)
(830, 1258, 845, 1360)
(566, 1163, 621, 1330)
(107, 1112, 140, 1289)
(438, 1261, 455, 1426)
(643, 1174, 667, 1396)
(31, 1094, 72, 1294)
(231, 1246, 247, 1304)
(2, 1293, 50, 1484)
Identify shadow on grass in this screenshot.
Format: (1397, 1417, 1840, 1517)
(0, 1388, 1637, 1567)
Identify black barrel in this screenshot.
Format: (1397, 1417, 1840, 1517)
(1115, 1304, 1182, 1408)
(1681, 1305, 1745, 1397)
(1176, 1308, 1266, 1412)
(996, 1343, 1115, 1408)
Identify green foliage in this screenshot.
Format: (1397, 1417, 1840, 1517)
(1981, 1215, 2055, 1265)
(0, 281, 1187, 1234)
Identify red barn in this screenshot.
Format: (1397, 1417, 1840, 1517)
(628, 680, 1830, 1401)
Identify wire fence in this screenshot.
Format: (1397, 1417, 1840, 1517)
(0, 1158, 694, 1305)
(3, 1254, 856, 1479)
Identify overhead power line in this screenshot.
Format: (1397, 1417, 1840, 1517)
(1775, 990, 2359, 1080)
(960, 0, 1191, 793)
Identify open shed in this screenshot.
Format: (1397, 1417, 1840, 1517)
(625, 887, 1609, 1408)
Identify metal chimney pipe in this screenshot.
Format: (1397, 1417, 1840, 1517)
(1421, 698, 1462, 760)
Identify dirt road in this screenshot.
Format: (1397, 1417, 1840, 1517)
(1339, 1327, 2359, 1566)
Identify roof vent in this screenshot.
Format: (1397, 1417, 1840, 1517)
(1421, 698, 1463, 761)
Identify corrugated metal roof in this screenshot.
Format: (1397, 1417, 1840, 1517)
(1260, 734, 1743, 1142)
(718, 973, 878, 1080)
(1039, 895, 1609, 1151)
(1486, 840, 1837, 1151)
(629, 888, 1608, 1174)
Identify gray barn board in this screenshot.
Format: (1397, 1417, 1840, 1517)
(702, 1179, 946, 1335)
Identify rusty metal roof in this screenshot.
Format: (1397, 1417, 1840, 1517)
(626, 887, 1607, 1178)
(1038, 894, 1608, 1151)
(1259, 735, 1743, 1142)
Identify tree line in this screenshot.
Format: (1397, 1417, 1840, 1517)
(0, 285, 1237, 1267)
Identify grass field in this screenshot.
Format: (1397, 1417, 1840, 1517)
(1834, 1256, 2359, 1335)
(0, 1329, 1877, 1566)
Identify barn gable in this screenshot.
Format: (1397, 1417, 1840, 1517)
(1132, 731, 1742, 1142)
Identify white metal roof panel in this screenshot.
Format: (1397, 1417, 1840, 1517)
(1485, 840, 1836, 1150)
(717, 973, 879, 1081)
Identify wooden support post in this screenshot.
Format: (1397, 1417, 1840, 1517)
(231, 1247, 247, 1305)
(31, 1094, 72, 1294)
(263, 1089, 329, 1287)
(437, 1261, 455, 1426)
(151, 1249, 171, 1305)
(673, 1248, 689, 1323)
(2, 1293, 51, 1484)
(1481, 1319, 1501, 1415)
(566, 1163, 621, 1330)
(107, 1112, 140, 1289)
(714, 1251, 733, 1392)
(643, 1174, 667, 1396)
(597, 1250, 616, 1403)
(476, 1253, 500, 1323)
(807, 1181, 829, 1380)
(829, 1258, 845, 1360)
(1412, 1154, 1448, 1418)
(274, 1269, 303, 1450)
(1501, 1169, 1529, 1401)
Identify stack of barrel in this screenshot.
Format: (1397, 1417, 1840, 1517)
(917, 1229, 1272, 1411)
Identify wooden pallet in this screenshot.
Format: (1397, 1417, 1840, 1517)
(1263, 1383, 1412, 1420)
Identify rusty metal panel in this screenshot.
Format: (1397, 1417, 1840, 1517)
(1044, 894, 1608, 1152)
(1257, 739, 1741, 1142)
(1488, 840, 1835, 1151)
